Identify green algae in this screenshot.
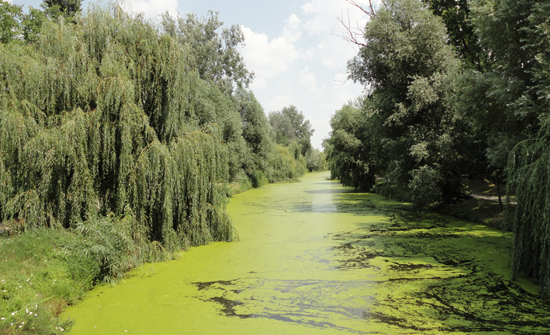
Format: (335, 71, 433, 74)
(63, 172, 550, 334)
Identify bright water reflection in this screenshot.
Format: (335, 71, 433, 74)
(64, 172, 550, 334)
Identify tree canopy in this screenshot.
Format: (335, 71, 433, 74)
(345, 0, 473, 205)
(161, 10, 254, 93)
(0, 3, 310, 258)
(269, 105, 314, 156)
(328, 0, 550, 296)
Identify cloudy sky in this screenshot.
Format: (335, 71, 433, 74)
(12, 0, 371, 149)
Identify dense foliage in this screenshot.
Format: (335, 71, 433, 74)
(268, 105, 325, 172)
(161, 11, 254, 93)
(269, 105, 314, 155)
(476, 0, 550, 296)
(324, 101, 380, 190)
(341, 0, 474, 206)
(0, 1, 317, 332)
(0, 0, 311, 270)
(327, 0, 550, 295)
(0, 5, 235, 250)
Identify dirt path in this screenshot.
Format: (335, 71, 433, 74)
(471, 193, 517, 205)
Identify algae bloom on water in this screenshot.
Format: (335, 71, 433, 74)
(63, 172, 550, 334)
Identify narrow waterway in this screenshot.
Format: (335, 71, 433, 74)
(63, 172, 550, 334)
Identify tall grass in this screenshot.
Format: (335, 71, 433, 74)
(1, 229, 90, 334)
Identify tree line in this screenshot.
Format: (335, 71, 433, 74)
(325, 0, 550, 296)
(0, 0, 324, 271)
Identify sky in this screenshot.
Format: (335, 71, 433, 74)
(11, 0, 372, 149)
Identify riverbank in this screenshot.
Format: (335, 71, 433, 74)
(375, 179, 515, 230)
(0, 215, 175, 334)
(0, 229, 90, 333)
(0, 175, 291, 334)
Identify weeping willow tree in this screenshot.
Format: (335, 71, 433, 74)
(0, 4, 236, 252)
(508, 125, 550, 297)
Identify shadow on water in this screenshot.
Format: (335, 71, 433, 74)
(294, 190, 411, 216)
(191, 180, 550, 334)
(191, 278, 375, 333)
(328, 207, 550, 334)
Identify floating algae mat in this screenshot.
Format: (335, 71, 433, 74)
(63, 172, 550, 334)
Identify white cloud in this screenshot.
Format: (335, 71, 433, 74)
(241, 25, 300, 91)
(120, 0, 178, 19)
(251, 76, 268, 90)
(302, 0, 370, 69)
(299, 67, 320, 95)
(282, 14, 302, 43)
(301, 0, 372, 33)
(264, 95, 295, 114)
(238, 2, 370, 149)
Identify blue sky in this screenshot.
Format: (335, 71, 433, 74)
(11, 0, 371, 149)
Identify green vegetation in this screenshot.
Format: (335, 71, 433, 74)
(326, 0, 550, 296)
(267, 143, 307, 183)
(1, 230, 85, 334)
(63, 172, 550, 334)
(268, 105, 326, 173)
(269, 105, 313, 155)
(0, 216, 173, 334)
(0, 1, 316, 332)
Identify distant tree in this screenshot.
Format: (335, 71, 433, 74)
(233, 89, 274, 174)
(0, 0, 23, 43)
(268, 105, 314, 156)
(22, 6, 47, 43)
(43, 0, 81, 21)
(161, 11, 254, 94)
(0, 1, 48, 44)
(324, 102, 380, 190)
(305, 148, 326, 172)
(267, 142, 307, 182)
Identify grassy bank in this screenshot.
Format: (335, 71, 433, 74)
(1, 229, 87, 334)
(0, 215, 174, 334)
(0, 170, 303, 334)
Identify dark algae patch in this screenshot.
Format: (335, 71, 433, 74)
(63, 172, 550, 334)
(327, 193, 550, 334)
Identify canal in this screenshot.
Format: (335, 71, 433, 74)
(63, 172, 550, 334)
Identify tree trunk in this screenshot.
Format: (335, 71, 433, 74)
(496, 178, 503, 211)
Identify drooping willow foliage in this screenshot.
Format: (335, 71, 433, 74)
(267, 142, 307, 182)
(0, 5, 236, 250)
(508, 126, 550, 297)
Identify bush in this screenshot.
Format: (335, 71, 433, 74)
(250, 170, 268, 188)
(266, 144, 307, 183)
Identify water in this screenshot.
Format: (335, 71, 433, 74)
(63, 172, 550, 334)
